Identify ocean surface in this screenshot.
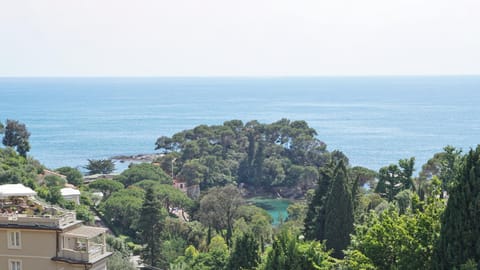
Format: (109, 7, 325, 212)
(1, 77, 479, 173)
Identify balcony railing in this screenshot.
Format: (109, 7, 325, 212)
(57, 244, 108, 263)
(0, 211, 77, 228)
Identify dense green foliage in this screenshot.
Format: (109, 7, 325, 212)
(198, 185, 244, 246)
(304, 158, 354, 258)
(2, 119, 31, 157)
(115, 162, 171, 186)
(0, 147, 42, 187)
(323, 160, 354, 258)
(228, 233, 260, 270)
(4, 119, 480, 270)
(100, 187, 145, 236)
(434, 146, 480, 269)
(89, 179, 124, 198)
(107, 252, 136, 270)
(375, 157, 415, 201)
(350, 179, 444, 270)
(85, 158, 115, 175)
(262, 230, 336, 270)
(138, 187, 167, 267)
(55, 166, 84, 186)
(155, 119, 329, 191)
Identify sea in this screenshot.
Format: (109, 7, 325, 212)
(1, 76, 479, 174)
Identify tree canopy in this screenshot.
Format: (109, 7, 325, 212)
(154, 119, 330, 192)
(2, 119, 31, 157)
(55, 166, 83, 186)
(85, 159, 115, 175)
(433, 146, 480, 269)
(115, 163, 171, 187)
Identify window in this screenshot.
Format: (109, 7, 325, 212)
(8, 259, 22, 270)
(7, 231, 21, 249)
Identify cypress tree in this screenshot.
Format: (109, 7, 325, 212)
(304, 159, 354, 259)
(304, 165, 333, 240)
(229, 233, 260, 270)
(324, 160, 354, 259)
(434, 146, 480, 269)
(138, 187, 166, 268)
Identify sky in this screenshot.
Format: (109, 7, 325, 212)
(1, 0, 479, 77)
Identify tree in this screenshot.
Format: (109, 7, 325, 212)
(349, 166, 377, 188)
(55, 166, 83, 186)
(138, 187, 167, 268)
(304, 163, 333, 241)
(155, 135, 175, 153)
(229, 233, 260, 270)
(2, 119, 31, 157)
(89, 179, 124, 199)
(375, 158, 415, 201)
(304, 159, 354, 259)
(107, 251, 136, 270)
(434, 146, 480, 269)
(351, 178, 444, 270)
(115, 163, 171, 187)
(44, 174, 66, 187)
(198, 185, 244, 246)
(178, 159, 206, 186)
(420, 145, 461, 197)
(134, 180, 193, 216)
(323, 160, 354, 259)
(263, 230, 336, 270)
(100, 187, 144, 237)
(85, 159, 115, 175)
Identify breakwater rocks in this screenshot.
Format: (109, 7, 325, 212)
(110, 153, 163, 163)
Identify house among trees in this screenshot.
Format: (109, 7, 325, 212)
(173, 178, 200, 199)
(0, 184, 111, 270)
(60, 187, 81, 205)
(173, 179, 188, 193)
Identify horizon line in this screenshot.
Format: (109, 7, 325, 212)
(1, 74, 480, 79)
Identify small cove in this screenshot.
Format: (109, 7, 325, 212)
(247, 197, 293, 225)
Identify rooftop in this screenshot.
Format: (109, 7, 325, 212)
(0, 184, 36, 199)
(61, 187, 81, 196)
(0, 184, 78, 229)
(64, 225, 107, 239)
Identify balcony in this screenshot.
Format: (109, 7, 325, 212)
(55, 225, 111, 264)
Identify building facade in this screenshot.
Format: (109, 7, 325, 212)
(0, 184, 111, 270)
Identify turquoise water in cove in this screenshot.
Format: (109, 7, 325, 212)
(0, 77, 479, 173)
(248, 198, 292, 225)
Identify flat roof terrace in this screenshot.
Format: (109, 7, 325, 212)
(0, 184, 79, 229)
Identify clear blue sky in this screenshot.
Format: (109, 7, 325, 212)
(1, 0, 479, 76)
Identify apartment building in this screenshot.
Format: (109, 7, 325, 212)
(0, 184, 112, 270)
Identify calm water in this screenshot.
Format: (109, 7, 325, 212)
(248, 197, 292, 225)
(0, 77, 479, 173)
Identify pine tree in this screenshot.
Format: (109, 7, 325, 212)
(433, 146, 480, 269)
(2, 119, 31, 157)
(324, 160, 354, 259)
(138, 187, 166, 268)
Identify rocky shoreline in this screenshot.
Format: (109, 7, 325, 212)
(110, 153, 163, 163)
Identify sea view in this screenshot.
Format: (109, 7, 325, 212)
(1, 76, 479, 172)
(2, 2, 480, 268)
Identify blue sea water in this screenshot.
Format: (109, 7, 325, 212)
(0, 77, 479, 173)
